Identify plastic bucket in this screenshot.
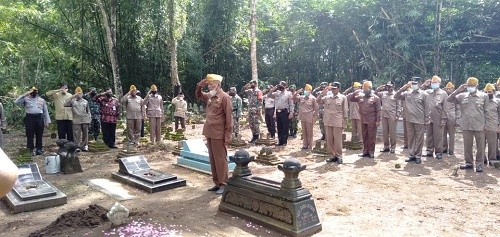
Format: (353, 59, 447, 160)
(44, 155, 60, 174)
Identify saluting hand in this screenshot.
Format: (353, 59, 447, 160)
(458, 84, 467, 92)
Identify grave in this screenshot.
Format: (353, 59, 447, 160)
(229, 134, 246, 147)
(219, 150, 322, 237)
(171, 141, 183, 156)
(255, 133, 276, 146)
(311, 140, 329, 157)
(2, 163, 67, 213)
(56, 139, 83, 174)
(111, 155, 186, 193)
(117, 143, 140, 159)
(255, 146, 283, 165)
(176, 139, 235, 175)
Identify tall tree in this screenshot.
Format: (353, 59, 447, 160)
(166, 0, 189, 95)
(249, 0, 258, 86)
(97, 0, 122, 97)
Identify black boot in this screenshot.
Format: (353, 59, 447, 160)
(271, 133, 275, 139)
(320, 133, 325, 140)
(249, 134, 259, 144)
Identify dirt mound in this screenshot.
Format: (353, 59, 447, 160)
(29, 204, 109, 237)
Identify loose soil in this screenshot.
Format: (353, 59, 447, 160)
(1, 123, 499, 237)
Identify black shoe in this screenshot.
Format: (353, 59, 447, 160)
(459, 163, 473, 170)
(390, 149, 395, 154)
(442, 149, 448, 154)
(35, 149, 44, 155)
(326, 157, 338, 163)
(425, 152, 434, 157)
(109, 145, 118, 149)
(368, 154, 375, 159)
(405, 156, 416, 162)
(476, 164, 484, 173)
(448, 151, 454, 155)
(436, 153, 443, 160)
(301, 147, 308, 150)
(207, 185, 219, 191)
(271, 134, 275, 139)
(380, 148, 390, 152)
(358, 153, 369, 157)
(401, 145, 408, 149)
(415, 158, 422, 164)
(249, 134, 258, 144)
(337, 158, 343, 164)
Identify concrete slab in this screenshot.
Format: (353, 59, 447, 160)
(85, 178, 135, 200)
(177, 139, 235, 174)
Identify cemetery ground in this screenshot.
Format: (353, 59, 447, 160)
(1, 123, 500, 237)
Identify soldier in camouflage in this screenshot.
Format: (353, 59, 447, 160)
(83, 87, 101, 141)
(229, 87, 242, 140)
(312, 82, 328, 140)
(243, 79, 263, 143)
(288, 84, 299, 138)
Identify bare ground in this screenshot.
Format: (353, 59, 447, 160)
(1, 124, 500, 237)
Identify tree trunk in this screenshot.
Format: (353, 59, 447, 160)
(249, 0, 258, 87)
(97, 0, 123, 98)
(167, 0, 182, 96)
(433, 0, 443, 75)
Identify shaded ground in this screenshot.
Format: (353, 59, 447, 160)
(1, 123, 500, 237)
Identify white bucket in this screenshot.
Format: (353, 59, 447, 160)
(44, 155, 61, 174)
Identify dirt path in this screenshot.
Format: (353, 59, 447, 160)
(1, 125, 499, 237)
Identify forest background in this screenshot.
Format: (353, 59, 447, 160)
(0, 0, 499, 126)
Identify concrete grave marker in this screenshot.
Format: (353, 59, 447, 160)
(3, 163, 67, 214)
(176, 139, 235, 174)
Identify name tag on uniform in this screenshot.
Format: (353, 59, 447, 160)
(113, 106, 116, 111)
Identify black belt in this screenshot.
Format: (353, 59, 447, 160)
(26, 113, 43, 117)
(265, 107, 275, 110)
(276, 109, 288, 113)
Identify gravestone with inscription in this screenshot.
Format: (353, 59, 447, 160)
(219, 150, 322, 237)
(111, 155, 186, 193)
(3, 163, 67, 213)
(176, 139, 235, 174)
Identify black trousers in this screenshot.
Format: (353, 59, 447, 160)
(101, 122, 117, 147)
(140, 119, 145, 137)
(276, 109, 290, 145)
(25, 114, 44, 150)
(174, 116, 186, 130)
(90, 118, 101, 140)
(265, 108, 276, 135)
(57, 119, 74, 141)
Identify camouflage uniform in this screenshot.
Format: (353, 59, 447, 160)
(288, 85, 299, 137)
(231, 93, 243, 139)
(83, 92, 101, 141)
(313, 82, 328, 138)
(244, 87, 263, 137)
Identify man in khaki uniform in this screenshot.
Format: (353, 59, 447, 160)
(395, 77, 430, 164)
(46, 83, 74, 141)
(64, 87, 92, 151)
(171, 92, 188, 131)
(443, 82, 460, 155)
(347, 81, 381, 158)
(483, 83, 500, 165)
(448, 77, 487, 172)
(375, 81, 400, 153)
(343, 82, 362, 143)
(318, 82, 348, 163)
(143, 85, 164, 144)
(121, 85, 143, 145)
(294, 84, 318, 150)
(421, 76, 449, 159)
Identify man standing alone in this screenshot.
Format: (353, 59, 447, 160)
(195, 74, 232, 195)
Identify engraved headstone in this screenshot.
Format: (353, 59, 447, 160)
(176, 139, 235, 174)
(111, 155, 186, 193)
(2, 163, 67, 213)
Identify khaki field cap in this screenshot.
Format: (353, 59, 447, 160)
(74, 87, 83, 94)
(445, 82, 454, 89)
(151, 84, 158, 91)
(466, 77, 478, 86)
(207, 74, 223, 82)
(130, 85, 137, 91)
(304, 84, 312, 91)
(484, 83, 495, 92)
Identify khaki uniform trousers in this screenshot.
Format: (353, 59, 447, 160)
(206, 138, 228, 186)
(149, 117, 162, 143)
(127, 119, 142, 144)
(425, 122, 444, 155)
(325, 126, 343, 158)
(462, 130, 485, 165)
(73, 123, 89, 149)
(443, 120, 456, 153)
(484, 130, 497, 162)
(351, 119, 362, 143)
(382, 117, 397, 150)
(301, 121, 314, 149)
(361, 123, 377, 155)
(407, 122, 425, 158)
(403, 118, 408, 147)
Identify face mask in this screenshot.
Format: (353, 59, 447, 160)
(178, 96, 184, 100)
(76, 94, 83, 100)
(209, 90, 217, 96)
(30, 92, 38, 97)
(303, 91, 310, 96)
(326, 91, 333, 97)
(151, 91, 157, 95)
(466, 87, 476, 93)
(363, 89, 371, 94)
(411, 85, 419, 90)
(90, 92, 97, 97)
(431, 83, 439, 89)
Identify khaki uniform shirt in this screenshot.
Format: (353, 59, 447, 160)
(484, 97, 500, 132)
(46, 90, 73, 120)
(348, 102, 361, 120)
(195, 86, 233, 142)
(143, 94, 164, 118)
(172, 98, 188, 118)
(376, 90, 400, 119)
(445, 100, 460, 122)
(395, 89, 430, 125)
(426, 88, 449, 123)
(297, 95, 319, 123)
(347, 92, 381, 125)
(448, 91, 488, 131)
(319, 93, 349, 128)
(121, 95, 143, 120)
(64, 98, 91, 124)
